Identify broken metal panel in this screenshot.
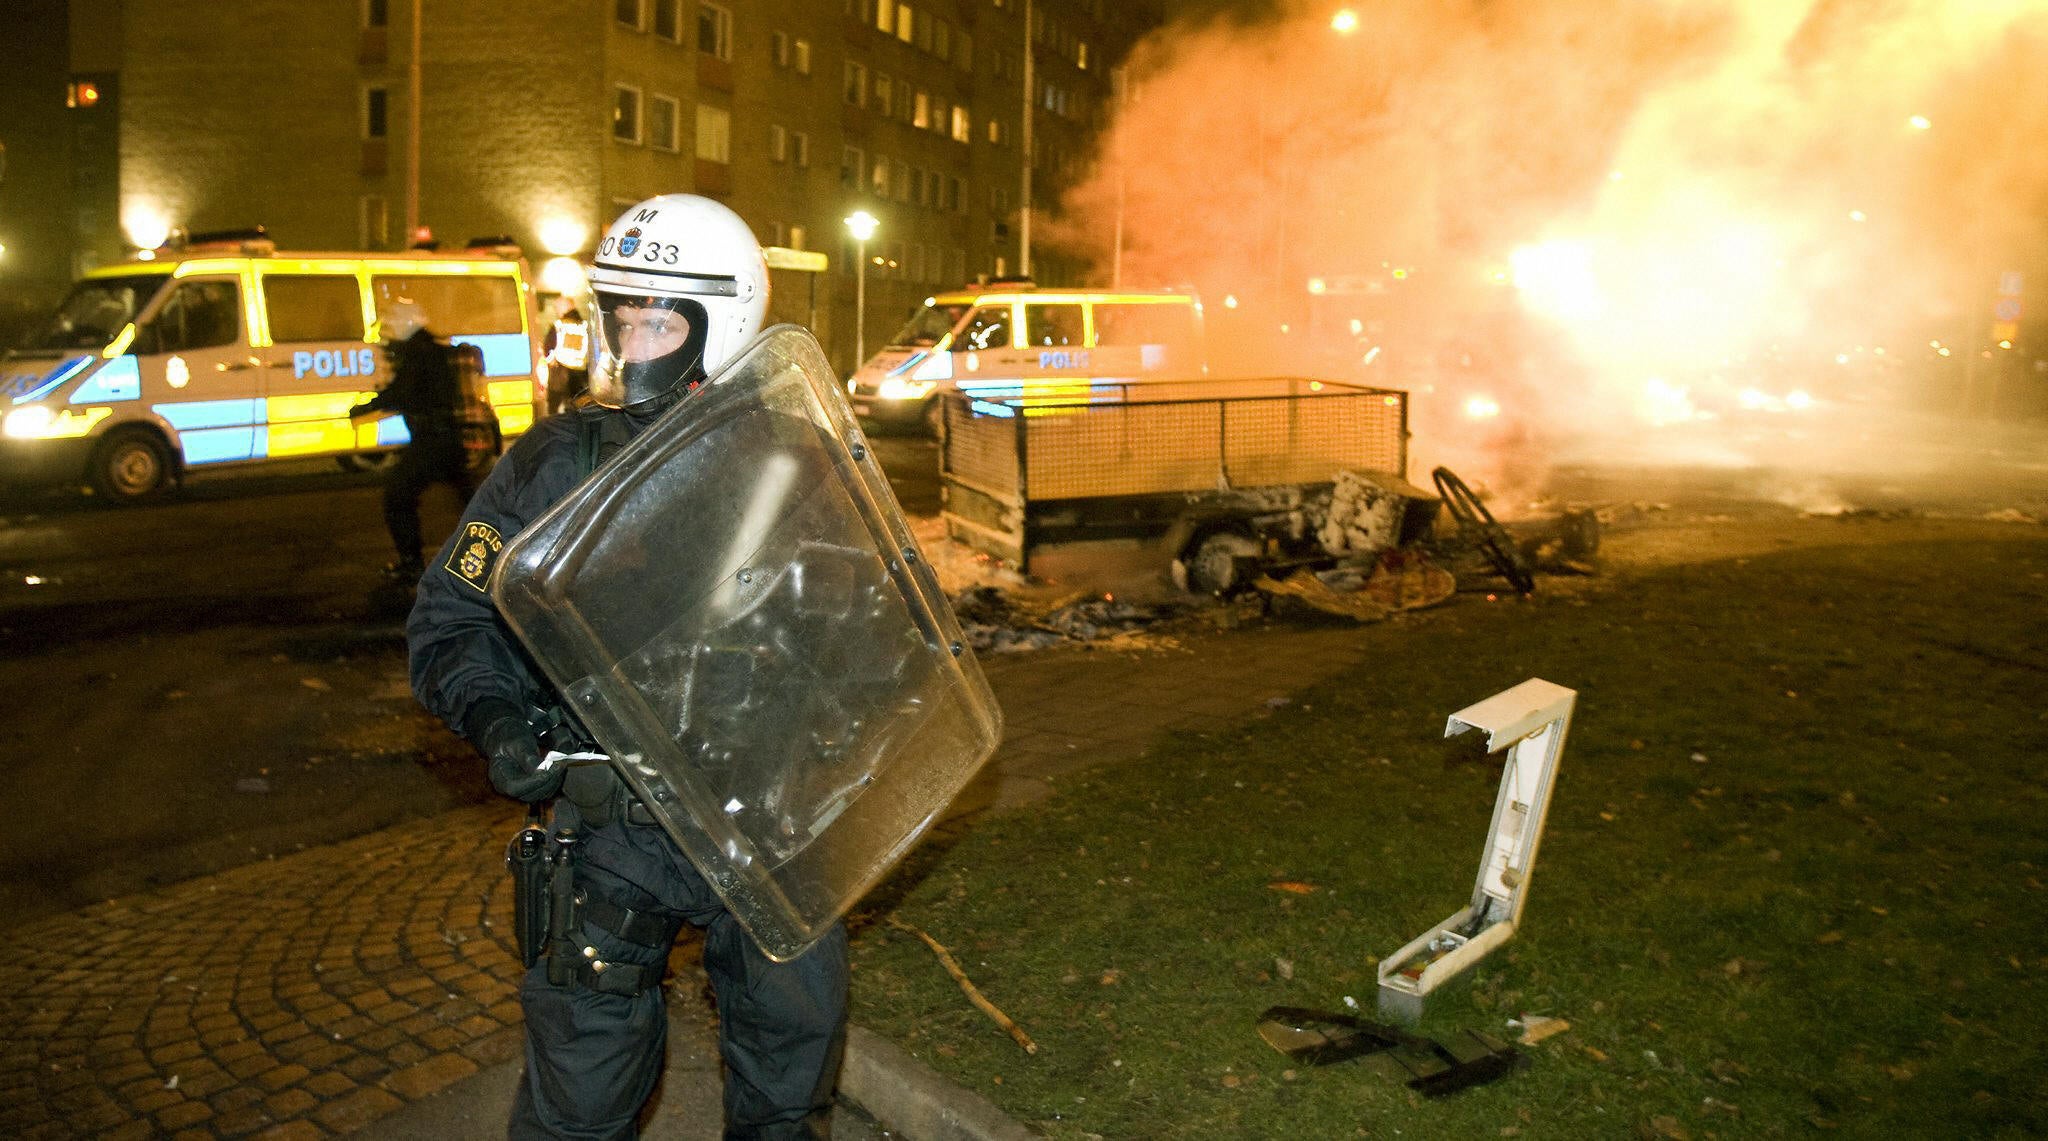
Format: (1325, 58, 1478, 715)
(1377, 678, 1577, 1022)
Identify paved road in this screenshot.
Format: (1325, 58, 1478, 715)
(0, 437, 941, 926)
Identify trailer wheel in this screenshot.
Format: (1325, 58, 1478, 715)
(1178, 529, 1262, 596)
(1431, 466, 1534, 595)
(89, 428, 175, 503)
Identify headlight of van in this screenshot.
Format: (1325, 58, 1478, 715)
(5, 404, 110, 439)
(877, 377, 938, 402)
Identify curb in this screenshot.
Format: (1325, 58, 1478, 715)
(839, 1025, 1040, 1141)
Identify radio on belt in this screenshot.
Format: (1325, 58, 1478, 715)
(1377, 678, 1576, 1022)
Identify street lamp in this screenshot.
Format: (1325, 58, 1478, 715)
(845, 210, 879, 368)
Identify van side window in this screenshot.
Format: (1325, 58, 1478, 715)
(264, 275, 367, 342)
(1023, 303, 1084, 347)
(957, 305, 1011, 350)
(142, 280, 241, 353)
(1092, 302, 1196, 351)
(371, 275, 523, 335)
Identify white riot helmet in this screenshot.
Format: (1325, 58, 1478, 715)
(380, 298, 426, 342)
(586, 194, 769, 412)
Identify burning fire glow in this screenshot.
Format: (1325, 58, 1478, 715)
(1053, 0, 2048, 487)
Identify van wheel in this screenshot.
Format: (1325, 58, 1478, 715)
(338, 452, 397, 474)
(90, 428, 175, 503)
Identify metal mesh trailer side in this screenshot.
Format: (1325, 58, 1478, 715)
(939, 378, 1408, 572)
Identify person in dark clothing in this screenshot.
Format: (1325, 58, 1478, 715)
(352, 299, 474, 581)
(407, 194, 844, 1140)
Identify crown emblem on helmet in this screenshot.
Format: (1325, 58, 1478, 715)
(619, 227, 643, 257)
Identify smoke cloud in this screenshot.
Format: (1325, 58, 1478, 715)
(1054, 0, 2048, 499)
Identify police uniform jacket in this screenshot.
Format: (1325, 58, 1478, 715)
(407, 407, 631, 744)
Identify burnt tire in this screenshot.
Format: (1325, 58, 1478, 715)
(1179, 529, 1263, 596)
(1431, 466, 1534, 596)
(89, 428, 175, 503)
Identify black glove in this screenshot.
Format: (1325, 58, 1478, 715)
(468, 698, 562, 803)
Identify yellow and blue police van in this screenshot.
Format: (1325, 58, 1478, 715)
(0, 234, 544, 501)
(846, 284, 1205, 432)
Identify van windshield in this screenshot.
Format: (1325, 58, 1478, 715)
(886, 303, 970, 349)
(25, 274, 170, 352)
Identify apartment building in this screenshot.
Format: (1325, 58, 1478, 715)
(76, 0, 1162, 372)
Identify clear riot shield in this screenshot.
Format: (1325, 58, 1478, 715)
(491, 325, 1003, 961)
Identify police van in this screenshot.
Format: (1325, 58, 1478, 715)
(847, 284, 1205, 432)
(0, 233, 544, 501)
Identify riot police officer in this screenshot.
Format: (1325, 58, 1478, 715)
(351, 298, 475, 582)
(406, 196, 846, 1139)
(542, 295, 591, 415)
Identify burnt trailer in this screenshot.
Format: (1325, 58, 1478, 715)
(937, 377, 1416, 592)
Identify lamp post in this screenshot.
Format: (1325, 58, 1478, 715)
(845, 210, 879, 368)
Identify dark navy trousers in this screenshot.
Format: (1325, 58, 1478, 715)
(508, 808, 847, 1140)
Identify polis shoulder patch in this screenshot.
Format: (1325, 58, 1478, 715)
(445, 521, 504, 593)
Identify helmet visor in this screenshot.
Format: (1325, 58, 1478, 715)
(589, 293, 709, 410)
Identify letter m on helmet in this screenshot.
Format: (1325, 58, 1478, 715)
(633, 209, 661, 223)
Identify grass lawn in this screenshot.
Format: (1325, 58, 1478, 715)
(847, 520, 2048, 1139)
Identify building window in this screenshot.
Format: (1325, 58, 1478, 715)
(872, 73, 893, 116)
(950, 175, 967, 213)
(1077, 41, 1089, 69)
(933, 20, 950, 59)
(956, 30, 972, 70)
(986, 117, 1002, 145)
(770, 123, 788, 162)
(363, 0, 388, 28)
(771, 30, 789, 66)
(950, 105, 971, 143)
(875, 0, 891, 34)
(895, 4, 913, 43)
(695, 103, 731, 162)
(654, 0, 681, 42)
(698, 2, 733, 59)
(613, 85, 642, 143)
(649, 94, 680, 150)
(616, 0, 644, 30)
(360, 195, 389, 248)
(793, 132, 810, 167)
(893, 158, 910, 202)
(841, 145, 864, 189)
(870, 155, 889, 197)
(363, 85, 388, 139)
(794, 39, 811, 74)
(843, 60, 866, 107)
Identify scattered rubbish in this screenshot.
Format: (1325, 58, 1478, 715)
(163, 1074, 178, 1090)
(1255, 1005, 1519, 1097)
(234, 777, 271, 794)
(1255, 568, 1392, 623)
(1513, 1014, 1571, 1045)
(299, 677, 331, 691)
(1518, 507, 1601, 575)
(1267, 881, 1319, 895)
(888, 917, 1036, 1054)
(950, 586, 1186, 654)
